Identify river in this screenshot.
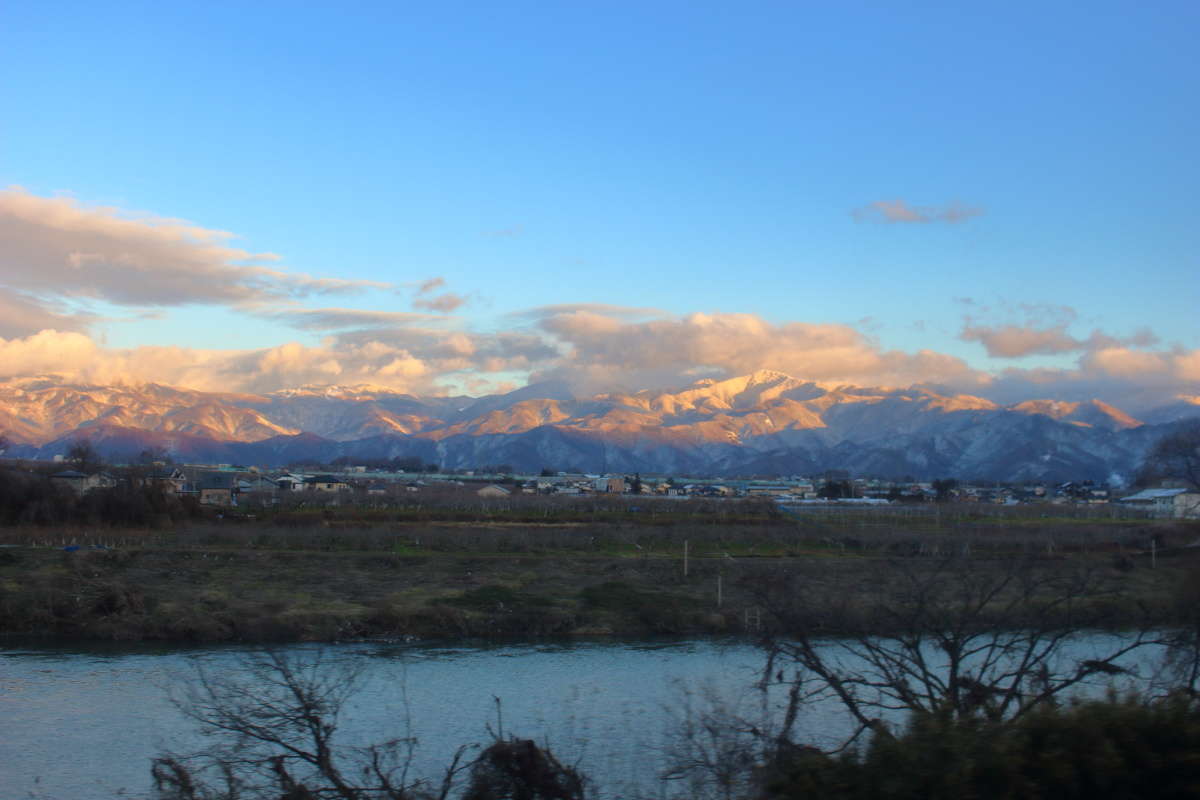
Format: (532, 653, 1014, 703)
(3, 638, 814, 799)
(1, 634, 1163, 799)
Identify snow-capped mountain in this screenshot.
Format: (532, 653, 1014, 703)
(1, 371, 1197, 481)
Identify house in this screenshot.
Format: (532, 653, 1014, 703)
(594, 477, 626, 494)
(236, 474, 280, 502)
(130, 467, 187, 493)
(1119, 488, 1200, 519)
(476, 484, 511, 498)
(197, 472, 239, 506)
(746, 483, 795, 497)
(305, 474, 350, 492)
(49, 470, 116, 495)
(273, 473, 308, 492)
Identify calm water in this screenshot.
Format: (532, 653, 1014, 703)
(1, 638, 806, 799)
(0, 634, 1161, 799)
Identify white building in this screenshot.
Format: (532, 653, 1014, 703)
(1119, 488, 1200, 518)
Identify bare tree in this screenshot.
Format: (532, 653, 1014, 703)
(66, 436, 104, 473)
(752, 556, 1162, 751)
(659, 682, 773, 800)
(153, 649, 585, 800)
(1139, 422, 1200, 491)
(153, 649, 471, 800)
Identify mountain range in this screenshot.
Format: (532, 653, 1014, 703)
(2, 371, 1197, 482)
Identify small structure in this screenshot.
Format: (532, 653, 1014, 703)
(476, 484, 511, 498)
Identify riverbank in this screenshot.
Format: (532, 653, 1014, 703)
(1, 513, 1195, 642)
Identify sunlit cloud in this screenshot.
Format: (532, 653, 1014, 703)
(852, 199, 983, 224)
(508, 303, 668, 321)
(413, 292, 469, 312)
(0, 187, 390, 336)
(530, 310, 981, 394)
(959, 302, 1159, 358)
(0, 313, 1195, 412)
(414, 277, 445, 295)
(251, 306, 444, 331)
(961, 323, 1082, 357)
(0, 288, 95, 337)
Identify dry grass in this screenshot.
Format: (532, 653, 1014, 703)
(0, 508, 1194, 643)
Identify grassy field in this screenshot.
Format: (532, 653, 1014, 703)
(1, 503, 1196, 643)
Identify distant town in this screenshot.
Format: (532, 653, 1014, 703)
(38, 455, 1200, 520)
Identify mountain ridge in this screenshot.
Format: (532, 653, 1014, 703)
(1, 373, 1197, 481)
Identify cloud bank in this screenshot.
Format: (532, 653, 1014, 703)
(2, 310, 1194, 414)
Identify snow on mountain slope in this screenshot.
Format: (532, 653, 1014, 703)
(1, 372, 1196, 479)
(0, 380, 287, 443)
(1012, 398, 1142, 430)
(641, 369, 822, 413)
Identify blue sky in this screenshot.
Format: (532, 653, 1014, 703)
(1, 1, 1197, 402)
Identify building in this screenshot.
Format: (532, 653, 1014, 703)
(49, 470, 116, 495)
(1119, 488, 1200, 518)
(595, 477, 626, 493)
(126, 467, 188, 493)
(196, 472, 239, 506)
(305, 475, 350, 492)
(477, 484, 511, 498)
(274, 473, 308, 492)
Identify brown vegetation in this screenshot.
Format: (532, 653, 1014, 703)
(0, 508, 1195, 643)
